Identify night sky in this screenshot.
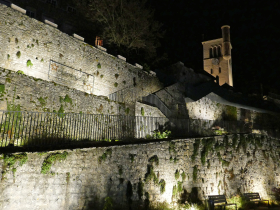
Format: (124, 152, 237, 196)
(150, 0, 280, 94)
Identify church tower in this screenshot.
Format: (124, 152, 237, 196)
(202, 25, 233, 86)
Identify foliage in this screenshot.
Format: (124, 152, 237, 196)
(159, 179, 166, 194)
(191, 139, 200, 162)
(98, 149, 112, 164)
(152, 130, 171, 139)
(137, 179, 144, 198)
(74, 0, 164, 60)
(169, 141, 176, 154)
(41, 151, 68, 174)
(0, 84, 5, 94)
(141, 107, 145, 116)
(175, 169, 180, 180)
(97, 63, 101, 68)
(201, 138, 215, 165)
(149, 155, 159, 166)
(125, 107, 130, 115)
(102, 197, 114, 210)
(26, 59, 33, 67)
(181, 171, 186, 181)
(129, 154, 136, 163)
(217, 152, 230, 167)
(115, 74, 119, 79)
(145, 165, 158, 184)
(177, 181, 183, 193)
(16, 51, 21, 58)
(38, 97, 47, 107)
(17, 70, 24, 75)
(114, 82, 118, 87)
(63, 95, 72, 104)
(225, 106, 237, 121)
(193, 166, 198, 181)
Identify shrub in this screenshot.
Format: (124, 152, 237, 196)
(27, 59, 33, 67)
(16, 51, 21, 58)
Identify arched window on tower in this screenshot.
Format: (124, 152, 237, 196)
(213, 47, 217, 57)
(219, 67, 221, 73)
(209, 48, 213, 58)
(217, 46, 222, 57)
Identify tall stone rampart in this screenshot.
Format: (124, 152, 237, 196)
(0, 134, 279, 210)
(0, 4, 162, 97)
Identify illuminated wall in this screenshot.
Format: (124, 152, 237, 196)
(0, 134, 279, 210)
(0, 4, 162, 97)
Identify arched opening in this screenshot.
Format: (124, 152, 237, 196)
(217, 46, 222, 57)
(213, 47, 217, 57)
(209, 48, 213, 58)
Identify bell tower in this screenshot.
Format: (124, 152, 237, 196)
(202, 25, 233, 86)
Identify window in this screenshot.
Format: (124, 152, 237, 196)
(219, 67, 221, 73)
(67, 6, 76, 14)
(26, 10, 35, 18)
(210, 69, 213, 74)
(209, 48, 213, 58)
(213, 47, 217, 57)
(47, 0, 57, 7)
(217, 46, 222, 57)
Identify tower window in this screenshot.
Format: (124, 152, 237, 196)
(213, 47, 217, 57)
(217, 46, 222, 57)
(219, 67, 221, 73)
(211, 69, 213, 74)
(209, 48, 213, 58)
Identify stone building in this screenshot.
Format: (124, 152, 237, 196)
(202, 25, 233, 86)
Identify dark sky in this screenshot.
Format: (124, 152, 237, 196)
(150, 0, 280, 94)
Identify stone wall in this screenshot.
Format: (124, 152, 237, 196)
(135, 102, 165, 118)
(0, 134, 279, 210)
(0, 4, 162, 97)
(0, 68, 133, 115)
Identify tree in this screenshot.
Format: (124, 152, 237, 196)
(74, 0, 164, 60)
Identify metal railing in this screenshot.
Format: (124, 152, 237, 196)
(0, 110, 270, 148)
(142, 94, 173, 117)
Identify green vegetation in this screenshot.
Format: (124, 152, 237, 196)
(177, 181, 183, 193)
(100, 74, 104, 78)
(137, 179, 144, 198)
(97, 63, 101, 68)
(122, 81, 126, 85)
(225, 106, 237, 121)
(201, 138, 215, 165)
(145, 165, 158, 184)
(98, 149, 112, 164)
(102, 197, 113, 210)
(129, 154, 136, 163)
(41, 151, 68, 174)
(7, 54, 10, 60)
(152, 130, 171, 139)
(38, 96, 47, 107)
(159, 179, 166, 194)
(16, 51, 21, 58)
(17, 70, 24, 75)
(63, 95, 72, 104)
(115, 74, 119, 79)
(175, 169, 180, 180)
(58, 104, 65, 118)
(1, 153, 28, 180)
(217, 152, 230, 167)
(193, 165, 198, 181)
(149, 155, 159, 166)
(169, 142, 176, 154)
(26, 59, 33, 67)
(191, 139, 200, 162)
(114, 82, 118, 87)
(181, 171, 186, 181)
(0, 84, 5, 95)
(15, 38, 18, 44)
(41, 58, 44, 62)
(125, 107, 130, 115)
(141, 107, 145, 116)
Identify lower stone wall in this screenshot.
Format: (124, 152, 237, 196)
(0, 134, 279, 210)
(0, 68, 133, 115)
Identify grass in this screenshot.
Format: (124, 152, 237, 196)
(41, 151, 68, 174)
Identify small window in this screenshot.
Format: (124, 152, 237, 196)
(210, 69, 213, 74)
(218, 46, 222, 57)
(209, 48, 213, 58)
(213, 47, 217, 57)
(67, 6, 76, 14)
(219, 67, 221, 73)
(26, 10, 35, 18)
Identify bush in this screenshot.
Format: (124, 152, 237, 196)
(152, 130, 171, 139)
